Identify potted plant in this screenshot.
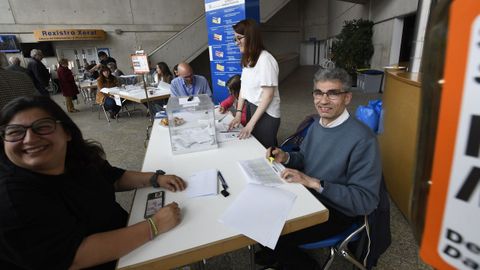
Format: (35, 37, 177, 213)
(331, 19, 374, 85)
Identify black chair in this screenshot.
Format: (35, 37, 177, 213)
(280, 114, 316, 152)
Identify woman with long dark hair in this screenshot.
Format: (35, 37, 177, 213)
(96, 66, 121, 118)
(155, 62, 173, 84)
(0, 96, 186, 269)
(228, 18, 281, 148)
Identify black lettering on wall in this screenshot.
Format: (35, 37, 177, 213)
(455, 167, 480, 203)
(466, 115, 480, 157)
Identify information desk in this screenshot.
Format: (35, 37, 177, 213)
(117, 120, 329, 269)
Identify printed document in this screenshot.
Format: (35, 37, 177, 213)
(185, 169, 218, 198)
(238, 158, 285, 186)
(219, 184, 296, 249)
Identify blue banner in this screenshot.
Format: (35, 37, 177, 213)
(205, 0, 259, 104)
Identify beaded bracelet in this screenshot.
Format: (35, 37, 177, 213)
(147, 217, 159, 239)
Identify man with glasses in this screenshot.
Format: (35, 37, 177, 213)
(169, 62, 211, 97)
(262, 68, 382, 269)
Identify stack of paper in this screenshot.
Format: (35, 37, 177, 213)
(238, 158, 285, 186)
(219, 184, 296, 249)
(185, 169, 218, 198)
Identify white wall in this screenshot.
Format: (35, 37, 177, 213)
(262, 0, 301, 56)
(327, 1, 369, 37)
(0, 0, 204, 72)
(302, 0, 329, 41)
(370, 0, 418, 69)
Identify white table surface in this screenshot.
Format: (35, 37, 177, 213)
(117, 118, 329, 269)
(102, 83, 170, 103)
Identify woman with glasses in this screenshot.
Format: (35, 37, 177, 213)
(0, 96, 186, 269)
(228, 18, 281, 148)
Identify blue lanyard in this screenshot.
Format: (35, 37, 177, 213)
(181, 76, 195, 96)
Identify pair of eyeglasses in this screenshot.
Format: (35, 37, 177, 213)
(233, 35, 245, 43)
(312, 89, 349, 100)
(0, 118, 61, 142)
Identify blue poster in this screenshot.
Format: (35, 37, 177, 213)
(205, 0, 259, 104)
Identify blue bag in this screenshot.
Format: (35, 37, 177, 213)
(356, 99, 383, 133)
(356, 106, 379, 132)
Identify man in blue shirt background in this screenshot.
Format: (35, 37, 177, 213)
(170, 62, 211, 97)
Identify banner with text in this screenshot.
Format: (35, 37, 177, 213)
(205, 0, 259, 104)
(34, 29, 106, 41)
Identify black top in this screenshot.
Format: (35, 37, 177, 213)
(0, 155, 127, 270)
(100, 57, 116, 67)
(27, 58, 50, 91)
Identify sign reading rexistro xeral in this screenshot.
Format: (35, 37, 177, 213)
(34, 29, 105, 41)
(420, 1, 480, 269)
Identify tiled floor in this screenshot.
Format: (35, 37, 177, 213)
(51, 66, 432, 269)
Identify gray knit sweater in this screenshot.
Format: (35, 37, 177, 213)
(288, 116, 382, 217)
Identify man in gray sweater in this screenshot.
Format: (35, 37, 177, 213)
(262, 68, 382, 269)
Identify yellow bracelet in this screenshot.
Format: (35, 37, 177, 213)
(147, 217, 159, 239)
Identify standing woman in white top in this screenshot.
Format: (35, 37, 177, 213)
(228, 19, 281, 148)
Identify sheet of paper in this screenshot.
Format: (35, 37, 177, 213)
(216, 131, 239, 143)
(219, 184, 296, 249)
(238, 158, 285, 186)
(114, 95, 122, 106)
(186, 169, 218, 198)
(179, 96, 200, 106)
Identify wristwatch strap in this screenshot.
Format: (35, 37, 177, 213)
(150, 169, 166, 188)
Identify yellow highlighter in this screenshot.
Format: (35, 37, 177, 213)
(268, 147, 276, 163)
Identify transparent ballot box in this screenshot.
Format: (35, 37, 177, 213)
(166, 94, 218, 154)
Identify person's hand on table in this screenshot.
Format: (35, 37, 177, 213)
(266, 147, 288, 163)
(157, 175, 186, 192)
(152, 202, 182, 234)
(238, 122, 254, 139)
(218, 106, 227, 114)
(228, 114, 242, 130)
(280, 168, 321, 190)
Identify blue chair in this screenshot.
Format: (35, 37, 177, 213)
(299, 216, 370, 270)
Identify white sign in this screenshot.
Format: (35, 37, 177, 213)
(438, 16, 480, 269)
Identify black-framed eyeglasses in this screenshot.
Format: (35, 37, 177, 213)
(233, 35, 245, 43)
(312, 89, 349, 100)
(0, 118, 61, 142)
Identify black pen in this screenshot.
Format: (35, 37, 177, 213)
(217, 171, 230, 197)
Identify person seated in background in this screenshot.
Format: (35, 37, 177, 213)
(96, 66, 121, 118)
(218, 74, 246, 126)
(169, 62, 211, 97)
(57, 58, 80, 113)
(107, 62, 124, 77)
(89, 51, 116, 73)
(84, 63, 99, 80)
(155, 62, 173, 84)
(0, 96, 186, 269)
(261, 68, 382, 269)
(172, 64, 179, 78)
